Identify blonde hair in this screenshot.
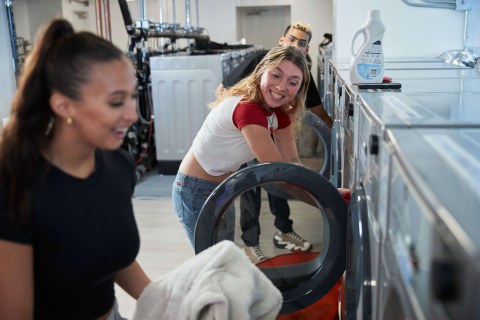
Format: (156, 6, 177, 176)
(284, 21, 313, 43)
(211, 46, 310, 135)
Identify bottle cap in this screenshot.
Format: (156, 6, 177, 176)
(368, 10, 381, 20)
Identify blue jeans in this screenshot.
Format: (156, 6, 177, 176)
(268, 192, 294, 233)
(172, 172, 235, 247)
(239, 162, 294, 247)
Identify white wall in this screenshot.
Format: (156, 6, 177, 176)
(196, 0, 333, 83)
(62, 0, 97, 33)
(28, 0, 63, 40)
(236, 6, 291, 50)
(11, 0, 30, 42)
(332, 0, 479, 63)
(105, 0, 332, 83)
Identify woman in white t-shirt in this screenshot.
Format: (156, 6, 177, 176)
(172, 45, 309, 249)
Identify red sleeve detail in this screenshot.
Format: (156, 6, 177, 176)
(232, 101, 268, 129)
(275, 108, 292, 129)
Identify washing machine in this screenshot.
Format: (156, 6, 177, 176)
(327, 58, 480, 319)
(331, 60, 474, 125)
(346, 91, 480, 319)
(150, 52, 230, 173)
(332, 59, 469, 75)
(348, 69, 480, 188)
(194, 162, 348, 315)
(356, 91, 480, 232)
(338, 66, 480, 192)
(301, 111, 331, 178)
(330, 121, 341, 188)
(323, 57, 339, 119)
(330, 79, 356, 189)
(325, 60, 343, 119)
(328, 62, 357, 188)
(345, 185, 374, 319)
(327, 60, 473, 190)
(317, 43, 333, 108)
(330, 63, 479, 189)
(379, 127, 480, 319)
(338, 63, 480, 185)
(360, 68, 480, 94)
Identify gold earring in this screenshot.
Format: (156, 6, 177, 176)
(67, 117, 72, 125)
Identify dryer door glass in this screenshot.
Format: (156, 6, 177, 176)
(345, 186, 372, 319)
(297, 111, 331, 178)
(195, 163, 348, 314)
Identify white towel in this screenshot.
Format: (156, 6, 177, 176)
(133, 240, 282, 320)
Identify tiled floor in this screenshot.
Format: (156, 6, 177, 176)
(115, 197, 194, 318)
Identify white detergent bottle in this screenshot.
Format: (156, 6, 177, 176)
(349, 10, 385, 84)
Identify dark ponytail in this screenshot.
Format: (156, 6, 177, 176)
(0, 19, 125, 223)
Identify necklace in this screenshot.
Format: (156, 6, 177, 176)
(267, 111, 275, 133)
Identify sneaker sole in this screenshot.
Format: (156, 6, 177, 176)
(273, 235, 313, 252)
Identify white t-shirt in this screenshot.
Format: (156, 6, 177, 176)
(192, 96, 291, 176)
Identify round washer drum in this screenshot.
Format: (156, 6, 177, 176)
(194, 162, 347, 314)
(302, 111, 331, 179)
(330, 119, 342, 187)
(345, 186, 373, 319)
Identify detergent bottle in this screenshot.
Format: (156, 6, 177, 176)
(349, 10, 385, 84)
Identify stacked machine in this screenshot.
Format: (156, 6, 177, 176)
(325, 2, 480, 319)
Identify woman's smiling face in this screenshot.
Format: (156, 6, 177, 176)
(259, 59, 303, 109)
(66, 57, 139, 150)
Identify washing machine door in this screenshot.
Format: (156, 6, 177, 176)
(330, 120, 342, 187)
(345, 186, 372, 320)
(195, 162, 348, 314)
(301, 111, 331, 179)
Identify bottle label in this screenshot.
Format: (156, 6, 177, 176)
(356, 40, 383, 80)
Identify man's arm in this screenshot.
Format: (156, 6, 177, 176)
(309, 104, 333, 129)
(305, 71, 333, 128)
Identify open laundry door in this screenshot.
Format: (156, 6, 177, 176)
(194, 162, 347, 315)
(300, 111, 331, 179)
(345, 186, 373, 319)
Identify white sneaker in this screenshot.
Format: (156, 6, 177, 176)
(273, 229, 312, 252)
(243, 245, 268, 264)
